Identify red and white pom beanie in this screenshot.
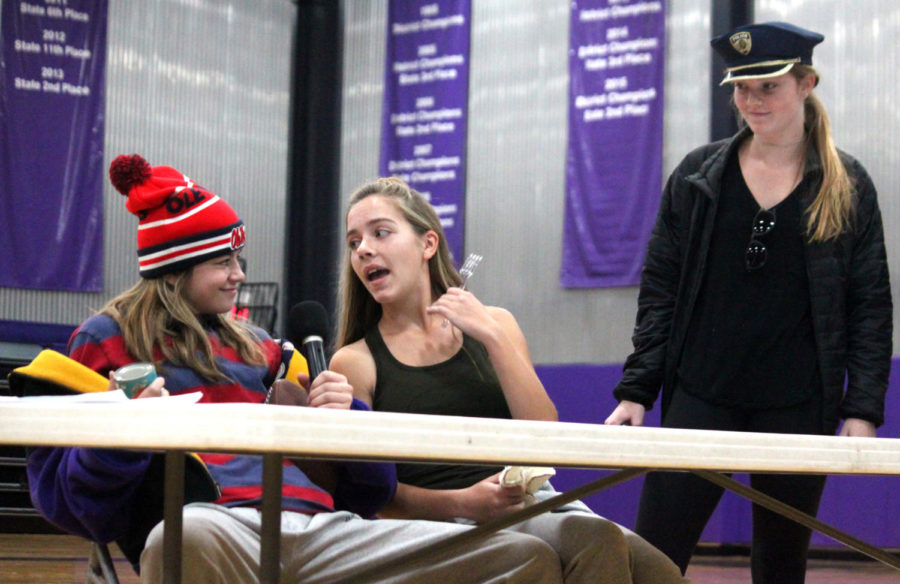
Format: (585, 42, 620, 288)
(109, 154, 246, 278)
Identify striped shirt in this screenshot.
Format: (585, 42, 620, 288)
(69, 313, 335, 514)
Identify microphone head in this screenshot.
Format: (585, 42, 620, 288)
(288, 301, 330, 345)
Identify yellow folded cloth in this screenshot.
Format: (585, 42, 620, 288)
(8, 349, 109, 396)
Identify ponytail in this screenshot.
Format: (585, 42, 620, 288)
(793, 65, 854, 242)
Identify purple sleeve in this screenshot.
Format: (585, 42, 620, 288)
(27, 446, 153, 542)
(331, 398, 398, 517)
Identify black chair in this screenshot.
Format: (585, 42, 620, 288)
(233, 282, 279, 333)
(87, 542, 120, 583)
(0, 343, 48, 534)
(0, 343, 122, 583)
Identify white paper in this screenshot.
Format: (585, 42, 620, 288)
(1, 390, 203, 406)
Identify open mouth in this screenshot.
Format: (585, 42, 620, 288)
(366, 268, 390, 282)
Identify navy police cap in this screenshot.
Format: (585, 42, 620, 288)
(711, 22, 824, 85)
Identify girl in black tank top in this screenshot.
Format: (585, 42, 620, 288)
(329, 177, 686, 584)
(366, 326, 510, 489)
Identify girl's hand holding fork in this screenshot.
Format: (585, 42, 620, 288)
(441, 253, 482, 328)
(428, 287, 500, 342)
(428, 289, 557, 421)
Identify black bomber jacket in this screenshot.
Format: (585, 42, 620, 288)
(614, 128, 892, 432)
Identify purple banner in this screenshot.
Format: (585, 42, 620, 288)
(380, 0, 470, 262)
(1, 0, 107, 291)
(560, 1, 666, 288)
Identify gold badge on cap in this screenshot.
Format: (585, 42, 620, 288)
(729, 31, 752, 55)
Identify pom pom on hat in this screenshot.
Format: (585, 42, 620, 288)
(109, 154, 246, 278)
(109, 154, 152, 195)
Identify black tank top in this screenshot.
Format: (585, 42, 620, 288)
(365, 326, 511, 489)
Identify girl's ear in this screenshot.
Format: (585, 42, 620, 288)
(423, 230, 439, 260)
(164, 274, 178, 287)
(799, 72, 816, 97)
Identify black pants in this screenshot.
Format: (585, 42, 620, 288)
(635, 389, 828, 584)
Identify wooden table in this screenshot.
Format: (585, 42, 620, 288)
(2, 401, 899, 582)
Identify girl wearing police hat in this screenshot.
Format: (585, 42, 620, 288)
(606, 22, 892, 582)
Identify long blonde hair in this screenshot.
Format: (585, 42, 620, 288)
(736, 65, 854, 241)
(790, 65, 854, 242)
(100, 272, 265, 382)
(336, 177, 462, 347)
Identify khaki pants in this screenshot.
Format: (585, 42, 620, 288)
(491, 483, 688, 584)
(141, 503, 563, 584)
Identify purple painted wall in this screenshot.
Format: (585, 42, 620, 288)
(0, 320, 76, 354)
(536, 361, 899, 548)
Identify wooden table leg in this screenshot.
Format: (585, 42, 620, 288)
(260, 453, 283, 584)
(163, 451, 185, 584)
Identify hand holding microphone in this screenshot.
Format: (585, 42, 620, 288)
(287, 301, 353, 410)
(275, 302, 346, 493)
(289, 301, 329, 378)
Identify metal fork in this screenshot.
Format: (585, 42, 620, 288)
(458, 253, 483, 290)
(442, 253, 483, 328)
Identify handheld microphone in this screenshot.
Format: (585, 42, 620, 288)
(288, 301, 330, 378)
